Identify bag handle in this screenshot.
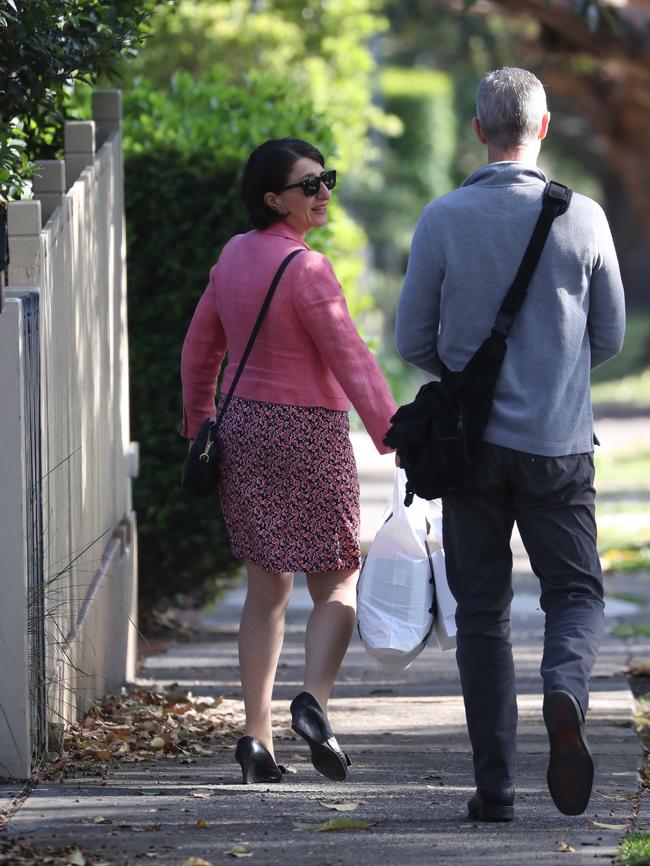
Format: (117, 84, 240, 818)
(491, 181, 572, 338)
(214, 247, 305, 430)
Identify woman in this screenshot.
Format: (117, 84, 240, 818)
(181, 137, 396, 784)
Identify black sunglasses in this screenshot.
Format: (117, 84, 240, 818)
(279, 169, 337, 197)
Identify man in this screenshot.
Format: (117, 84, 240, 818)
(395, 67, 625, 822)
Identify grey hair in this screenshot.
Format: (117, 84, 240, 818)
(476, 67, 547, 149)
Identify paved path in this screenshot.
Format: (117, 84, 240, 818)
(2, 425, 650, 865)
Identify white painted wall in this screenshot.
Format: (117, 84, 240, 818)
(0, 91, 137, 779)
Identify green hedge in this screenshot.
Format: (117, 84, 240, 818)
(124, 69, 343, 606)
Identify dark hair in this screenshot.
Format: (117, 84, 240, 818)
(241, 137, 325, 230)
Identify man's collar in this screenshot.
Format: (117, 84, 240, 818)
(462, 162, 547, 188)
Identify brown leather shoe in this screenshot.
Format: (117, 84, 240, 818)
(543, 688, 594, 815)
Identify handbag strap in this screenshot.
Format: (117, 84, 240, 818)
(491, 180, 572, 337)
(214, 247, 305, 430)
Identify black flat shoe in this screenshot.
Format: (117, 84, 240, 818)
(235, 736, 284, 784)
(290, 691, 351, 782)
(543, 687, 594, 815)
(467, 787, 515, 822)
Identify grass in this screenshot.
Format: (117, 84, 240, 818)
(592, 369, 650, 406)
(595, 449, 650, 491)
(591, 314, 650, 395)
(601, 549, 650, 573)
(618, 831, 650, 865)
(611, 622, 650, 639)
(594, 432, 650, 569)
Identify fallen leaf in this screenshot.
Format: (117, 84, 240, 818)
(226, 844, 253, 858)
(587, 819, 629, 830)
(181, 859, 214, 866)
(93, 815, 113, 825)
(196, 818, 209, 829)
(283, 764, 298, 774)
(68, 850, 86, 866)
(555, 840, 575, 853)
(294, 818, 373, 832)
(150, 737, 166, 750)
(190, 790, 211, 799)
(319, 817, 373, 832)
(319, 802, 360, 812)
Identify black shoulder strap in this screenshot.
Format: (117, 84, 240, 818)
(492, 181, 572, 337)
(215, 247, 305, 429)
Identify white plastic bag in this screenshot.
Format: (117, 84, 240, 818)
(426, 503, 457, 651)
(356, 469, 435, 670)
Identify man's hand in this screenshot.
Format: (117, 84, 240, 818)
(394, 452, 401, 467)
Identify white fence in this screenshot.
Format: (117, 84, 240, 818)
(0, 91, 138, 779)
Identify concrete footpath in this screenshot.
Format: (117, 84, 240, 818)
(2, 427, 650, 864)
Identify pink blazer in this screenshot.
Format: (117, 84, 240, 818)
(181, 223, 397, 453)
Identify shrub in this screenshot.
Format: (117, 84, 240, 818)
(0, 0, 164, 207)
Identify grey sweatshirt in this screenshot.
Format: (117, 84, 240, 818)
(395, 162, 625, 456)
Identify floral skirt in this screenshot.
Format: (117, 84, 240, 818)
(216, 397, 361, 573)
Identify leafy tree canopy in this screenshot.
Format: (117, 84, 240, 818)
(116, 0, 392, 173)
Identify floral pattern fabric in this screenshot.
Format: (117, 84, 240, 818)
(217, 397, 361, 573)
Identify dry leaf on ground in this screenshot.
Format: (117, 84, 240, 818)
(225, 844, 253, 858)
(319, 817, 373, 832)
(295, 817, 373, 832)
(181, 858, 214, 866)
(555, 840, 575, 853)
(39, 685, 239, 781)
(587, 819, 630, 830)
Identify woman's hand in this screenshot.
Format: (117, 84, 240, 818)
(394, 452, 401, 467)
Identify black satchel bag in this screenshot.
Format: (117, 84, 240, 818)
(181, 248, 305, 498)
(384, 181, 572, 505)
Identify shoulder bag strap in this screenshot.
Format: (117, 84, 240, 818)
(214, 247, 305, 429)
(491, 180, 572, 338)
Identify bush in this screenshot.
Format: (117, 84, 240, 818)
(124, 69, 342, 605)
(0, 0, 163, 206)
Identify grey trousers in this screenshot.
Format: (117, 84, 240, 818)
(442, 443, 605, 792)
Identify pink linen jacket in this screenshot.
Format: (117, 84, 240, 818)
(181, 223, 397, 453)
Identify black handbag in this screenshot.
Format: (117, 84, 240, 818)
(181, 248, 305, 498)
(384, 181, 572, 505)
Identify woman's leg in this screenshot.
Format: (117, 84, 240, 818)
(239, 560, 294, 755)
(303, 568, 359, 713)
